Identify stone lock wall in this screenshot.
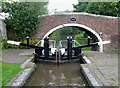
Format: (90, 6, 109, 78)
(33, 13, 118, 52)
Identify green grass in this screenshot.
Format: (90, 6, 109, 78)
(75, 39, 91, 51)
(82, 47, 91, 51)
(75, 33, 92, 51)
(0, 62, 22, 87)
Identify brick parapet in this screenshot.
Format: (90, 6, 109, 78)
(33, 13, 118, 52)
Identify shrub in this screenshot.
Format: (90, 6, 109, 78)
(75, 33, 91, 50)
(2, 2, 48, 41)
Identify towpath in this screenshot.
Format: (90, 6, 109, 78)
(82, 51, 118, 86)
(1, 49, 119, 86)
(1, 49, 34, 63)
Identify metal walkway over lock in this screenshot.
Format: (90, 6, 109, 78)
(7, 36, 110, 64)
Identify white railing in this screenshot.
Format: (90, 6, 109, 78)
(36, 40, 56, 48)
(49, 40, 56, 48)
(59, 40, 81, 48)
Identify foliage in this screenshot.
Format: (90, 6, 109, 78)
(73, 2, 119, 17)
(49, 27, 84, 40)
(116, 1, 120, 17)
(0, 8, 1, 12)
(75, 33, 85, 38)
(51, 27, 86, 36)
(75, 33, 91, 50)
(2, 38, 41, 50)
(49, 26, 89, 40)
(49, 26, 91, 50)
(29, 2, 48, 15)
(73, 2, 88, 12)
(1, 62, 22, 86)
(2, 2, 48, 41)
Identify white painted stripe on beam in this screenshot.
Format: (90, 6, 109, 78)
(97, 41, 110, 45)
(7, 41, 20, 45)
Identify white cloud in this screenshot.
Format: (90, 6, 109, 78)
(48, 0, 78, 14)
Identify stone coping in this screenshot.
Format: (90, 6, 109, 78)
(81, 56, 103, 87)
(20, 57, 34, 68)
(40, 12, 118, 19)
(4, 57, 35, 87)
(4, 54, 115, 87)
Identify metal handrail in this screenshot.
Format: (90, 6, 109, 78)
(59, 40, 81, 48)
(35, 40, 42, 45)
(49, 40, 56, 48)
(35, 40, 56, 48)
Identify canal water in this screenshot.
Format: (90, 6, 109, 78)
(25, 28, 89, 87)
(25, 62, 88, 87)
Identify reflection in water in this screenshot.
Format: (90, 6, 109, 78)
(51, 74, 56, 80)
(25, 62, 88, 87)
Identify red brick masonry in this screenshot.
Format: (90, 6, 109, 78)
(33, 13, 118, 52)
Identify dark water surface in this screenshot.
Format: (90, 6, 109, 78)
(25, 62, 88, 87)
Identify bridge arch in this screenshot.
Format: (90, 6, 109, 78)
(42, 23, 103, 52)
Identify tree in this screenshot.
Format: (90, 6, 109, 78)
(116, 1, 120, 17)
(2, 2, 48, 41)
(85, 2, 100, 14)
(86, 2, 118, 17)
(73, 2, 119, 17)
(73, 2, 88, 12)
(0, 1, 2, 12)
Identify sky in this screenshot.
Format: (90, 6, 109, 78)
(0, 0, 78, 14)
(47, 0, 78, 14)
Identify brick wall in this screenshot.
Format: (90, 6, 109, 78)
(33, 13, 118, 52)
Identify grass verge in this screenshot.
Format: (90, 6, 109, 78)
(0, 62, 23, 87)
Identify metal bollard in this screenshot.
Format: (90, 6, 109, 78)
(26, 36, 29, 47)
(88, 36, 90, 46)
(44, 37, 49, 60)
(67, 37, 72, 61)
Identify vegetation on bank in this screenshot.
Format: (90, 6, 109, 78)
(1, 1, 47, 50)
(73, 2, 120, 17)
(0, 62, 23, 87)
(75, 33, 91, 50)
(2, 2, 48, 41)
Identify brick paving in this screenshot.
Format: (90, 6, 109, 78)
(82, 51, 118, 86)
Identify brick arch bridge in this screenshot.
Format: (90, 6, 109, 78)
(33, 13, 118, 52)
